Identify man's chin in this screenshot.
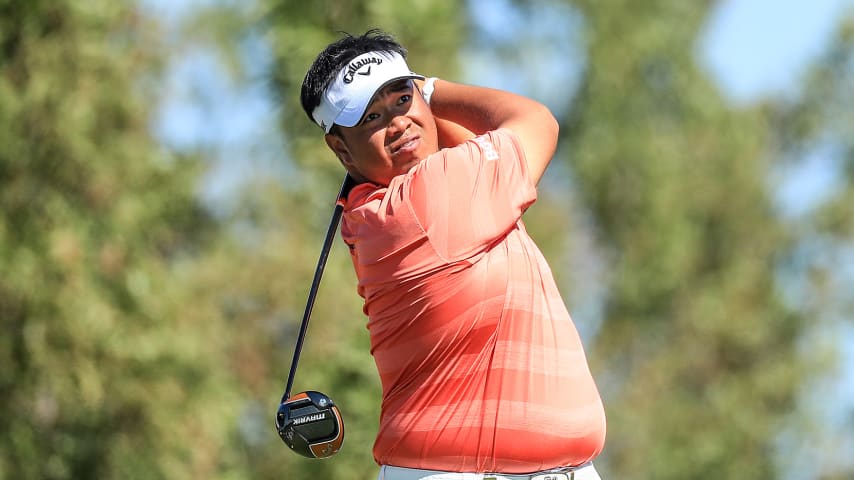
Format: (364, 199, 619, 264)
(400, 156, 425, 174)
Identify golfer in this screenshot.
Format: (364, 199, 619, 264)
(301, 29, 606, 480)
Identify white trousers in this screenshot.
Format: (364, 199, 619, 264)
(377, 463, 601, 480)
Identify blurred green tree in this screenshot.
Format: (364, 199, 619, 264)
(0, 1, 244, 478)
(560, 0, 853, 478)
(766, 15, 854, 480)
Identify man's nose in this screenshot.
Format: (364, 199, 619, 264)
(386, 114, 410, 136)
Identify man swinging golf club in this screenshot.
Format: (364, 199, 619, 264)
(288, 29, 607, 479)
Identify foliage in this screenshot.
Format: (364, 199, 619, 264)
(560, 1, 853, 478)
(0, 1, 242, 478)
(766, 15, 854, 479)
(560, 0, 797, 477)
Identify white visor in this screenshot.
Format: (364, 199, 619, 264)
(312, 51, 424, 133)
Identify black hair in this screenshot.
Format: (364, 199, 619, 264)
(300, 29, 409, 125)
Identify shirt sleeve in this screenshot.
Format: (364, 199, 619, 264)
(406, 129, 538, 262)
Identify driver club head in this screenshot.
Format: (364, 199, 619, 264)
(276, 391, 344, 458)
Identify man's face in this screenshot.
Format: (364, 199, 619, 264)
(325, 79, 439, 186)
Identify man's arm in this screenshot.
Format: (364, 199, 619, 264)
(426, 79, 559, 185)
(434, 116, 476, 150)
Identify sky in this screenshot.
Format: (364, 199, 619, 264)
(702, 0, 854, 103)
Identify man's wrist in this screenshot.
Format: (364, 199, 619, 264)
(422, 77, 438, 105)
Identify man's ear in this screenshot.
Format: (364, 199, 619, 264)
(325, 133, 353, 168)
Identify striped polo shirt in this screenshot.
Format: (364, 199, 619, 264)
(340, 129, 606, 473)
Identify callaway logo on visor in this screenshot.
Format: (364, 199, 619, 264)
(312, 51, 423, 133)
(342, 56, 383, 84)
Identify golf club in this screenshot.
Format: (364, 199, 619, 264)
(275, 174, 353, 458)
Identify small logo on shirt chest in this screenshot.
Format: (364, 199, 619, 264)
(473, 136, 499, 161)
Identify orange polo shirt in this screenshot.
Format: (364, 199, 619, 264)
(340, 129, 606, 473)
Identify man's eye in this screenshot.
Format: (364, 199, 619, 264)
(363, 113, 381, 124)
(398, 94, 411, 105)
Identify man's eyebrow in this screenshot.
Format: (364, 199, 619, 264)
(387, 79, 412, 91)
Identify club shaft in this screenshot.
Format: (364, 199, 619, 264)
(283, 175, 352, 401)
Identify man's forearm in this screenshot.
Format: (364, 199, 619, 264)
(423, 78, 559, 185)
(427, 79, 535, 133)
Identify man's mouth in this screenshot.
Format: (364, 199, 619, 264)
(390, 135, 420, 155)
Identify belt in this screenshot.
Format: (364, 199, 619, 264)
(379, 462, 598, 480)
